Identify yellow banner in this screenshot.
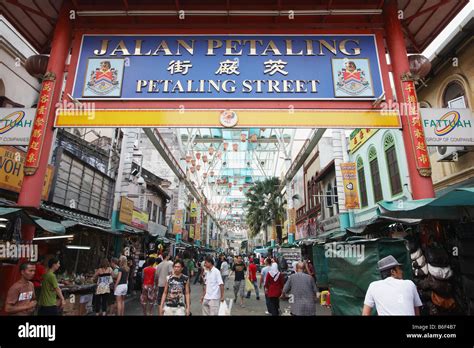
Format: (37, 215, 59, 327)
(195, 224, 201, 241)
(132, 209, 149, 230)
(189, 225, 195, 239)
(173, 209, 184, 234)
(340, 162, 360, 209)
(56, 109, 400, 128)
(0, 146, 52, 200)
(288, 208, 296, 233)
(190, 202, 197, 218)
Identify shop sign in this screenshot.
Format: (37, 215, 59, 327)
(190, 202, 198, 217)
(132, 209, 149, 230)
(195, 224, 201, 241)
(189, 225, 195, 239)
(119, 197, 134, 225)
(401, 78, 431, 177)
(0, 146, 53, 200)
(148, 221, 167, 237)
(288, 208, 296, 234)
(173, 209, 184, 234)
(0, 109, 35, 145)
(349, 128, 378, 153)
(340, 162, 360, 209)
(279, 248, 301, 272)
(320, 215, 339, 231)
(420, 108, 474, 146)
(72, 34, 384, 101)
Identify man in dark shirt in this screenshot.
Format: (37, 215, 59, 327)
(230, 255, 247, 307)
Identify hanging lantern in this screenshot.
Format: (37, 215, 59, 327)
(217, 152, 222, 159)
(190, 166, 196, 173)
(185, 155, 192, 163)
(239, 187, 243, 192)
(234, 179, 237, 185)
(241, 133, 247, 142)
(191, 159, 196, 166)
(223, 142, 228, 151)
(196, 152, 201, 160)
(250, 134, 257, 143)
(208, 146, 215, 155)
(196, 164, 201, 171)
(203, 172, 207, 179)
(233, 144, 238, 151)
(210, 170, 215, 177)
(202, 155, 208, 163)
(228, 183, 232, 188)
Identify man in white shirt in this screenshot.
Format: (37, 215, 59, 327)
(201, 256, 224, 316)
(362, 255, 422, 316)
(155, 254, 173, 312)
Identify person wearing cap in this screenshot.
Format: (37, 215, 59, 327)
(362, 255, 422, 316)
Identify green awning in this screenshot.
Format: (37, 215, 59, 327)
(314, 229, 347, 242)
(378, 188, 474, 220)
(346, 216, 421, 234)
(0, 207, 22, 216)
(32, 217, 66, 235)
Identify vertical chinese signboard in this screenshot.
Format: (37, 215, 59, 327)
(340, 162, 360, 209)
(402, 77, 431, 177)
(195, 204, 202, 241)
(24, 73, 56, 175)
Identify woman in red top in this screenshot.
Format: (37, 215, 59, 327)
(264, 263, 285, 316)
(141, 258, 157, 316)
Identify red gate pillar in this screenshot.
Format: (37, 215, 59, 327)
(17, 1, 72, 240)
(383, 0, 435, 199)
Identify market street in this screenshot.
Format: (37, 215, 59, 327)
(124, 274, 331, 316)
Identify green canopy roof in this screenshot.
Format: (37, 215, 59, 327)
(32, 217, 66, 235)
(378, 188, 474, 220)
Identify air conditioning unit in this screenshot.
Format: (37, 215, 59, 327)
(437, 146, 467, 162)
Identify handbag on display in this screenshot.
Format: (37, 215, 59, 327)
(428, 264, 453, 280)
(431, 291, 456, 310)
(410, 248, 422, 261)
(414, 264, 429, 278)
(425, 247, 449, 267)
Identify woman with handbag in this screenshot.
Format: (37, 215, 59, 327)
(93, 259, 113, 316)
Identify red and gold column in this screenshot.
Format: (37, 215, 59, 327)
(383, 0, 435, 199)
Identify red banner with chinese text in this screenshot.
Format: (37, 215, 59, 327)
(401, 79, 432, 177)
(24, 74, 56, 175)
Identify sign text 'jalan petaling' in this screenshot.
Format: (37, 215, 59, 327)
(73, 35, 384, 100)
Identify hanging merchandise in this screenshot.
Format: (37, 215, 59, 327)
(202, 155, 208, 163)
(233, 144, 238, 151)
(239, 187, 243, 192)
(196, 152, 201, 160)
(185, 154, 192, 163)
(203, 172, 207, 179)
(217, 152, 222, 159)
(196, 164, 201, 171)
(427, 264, 453, 280)
(191, 159, 196, 166)
(190, 166, 196, 173)
(241, 133, 247, 142)
(223, 143, 228, 151)
(210, 171, 215, 177)
(209, 146, 215, 155)
(250, 134, 258, 143)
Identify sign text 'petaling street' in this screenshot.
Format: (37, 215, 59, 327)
(72, 35, 384, 100)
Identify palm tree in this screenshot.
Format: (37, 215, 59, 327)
(244, 177, 286, 243)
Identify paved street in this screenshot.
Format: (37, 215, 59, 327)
(124, 274, 332, 316)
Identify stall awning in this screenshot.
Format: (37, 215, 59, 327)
(346, 216, 422, 235)
(61, 220, 120, 235)
(313, 229, 347, 242)
(123, 226, 145, 234)
(32, 217, 66, 235)
(0, 207, 22, 216)
(378, 188, 474, 220)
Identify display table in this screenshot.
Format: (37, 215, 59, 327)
(60, 284, 96, 316)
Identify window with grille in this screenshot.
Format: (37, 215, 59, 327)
(384, 133, 402, 196)
(357, 157, 368, 208)
(368, 147, 383, 203)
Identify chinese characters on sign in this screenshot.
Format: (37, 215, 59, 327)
(173, 209, 184, 234)
(402, 78, 432, 177)
(24, 73, 56, 175)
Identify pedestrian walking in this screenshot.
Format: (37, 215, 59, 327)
(93, 259, 113, 316)
(5, 262, 37, 316)
(246, 259, 260, 300)
(160, 260, 190, 316)
(31, 256, 45, 303)
(227, 254, 233, 269)
(220, 255, 230, 290)
(108, 257, 120, 315)
(183, 252, 195, 279)
(155, 254, 173, 313)
(38, 258, 66, 316)
(201, 256, 224, 316)
(264, 263, 284, 316)
(140, 258, 156, 316)
(114, 255, 130, 316)
(259, 258, 272, 314)
(193, 256, 203, 285)
(362, 255, 422, 316)
(282, 262, 318, 316)
(230, 255, 247, 307)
